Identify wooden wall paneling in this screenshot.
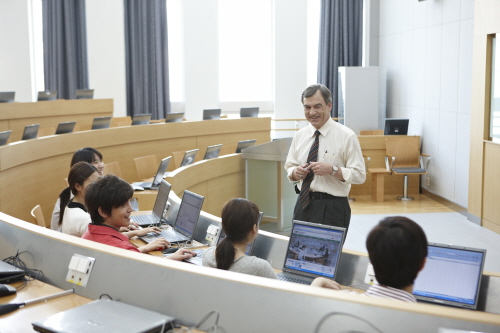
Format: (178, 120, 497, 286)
(482, 142, 500, 230)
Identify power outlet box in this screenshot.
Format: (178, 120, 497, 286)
(364, 263, 377, 285)
(66, 254, 95, 287)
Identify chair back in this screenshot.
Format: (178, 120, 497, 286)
(103, 162, 123, 178)
(31, 205, 47, 228)
(134, 155, 158, 180)
(385, 136, 421, 168)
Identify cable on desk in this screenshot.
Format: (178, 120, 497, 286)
(2, 250, 45, 290)
(313, 311, 384, 333)
(99, 294, 114, 300)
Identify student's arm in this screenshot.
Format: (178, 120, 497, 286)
(311, 277, 342, 290)
(123, 226, 162, 239)
(137, 237, 170, 253)
(166, 248, 196, 261)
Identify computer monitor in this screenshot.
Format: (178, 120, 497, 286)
(131, 114, 151, 126)
(91, 116, 112, 130)
(22, 124, 40, 140)
(173, 190, 204, 236)
(240, 107, 259, 118)
(165, 112, 184, 123)
(235, 139, 256, 153)
(413, 243, 486, 310)
(0, 130, 12, 146)
(384, 118, 409, 135)
(180, 149, 199, 167)
(203, 144, 222, 160)
(55, 121, 76, 134)
(75, 89, 94, 99)
(0, 91, 15, 103)
(37, 91, 57, 101)
(203, 109, 221, 120)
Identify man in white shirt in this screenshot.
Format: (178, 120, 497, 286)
(284, 84, 365, 231)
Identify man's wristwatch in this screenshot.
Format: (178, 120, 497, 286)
(331, 165, 338, 175)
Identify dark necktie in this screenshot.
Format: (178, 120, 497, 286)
(299, 130, 320, 209)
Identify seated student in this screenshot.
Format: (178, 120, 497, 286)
(50, 147, 106, 230)
(202, 198, 277, 279)
(83, 174, 195, 261)
(311, 216, 428, 302)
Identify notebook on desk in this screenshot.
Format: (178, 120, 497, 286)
(141, 190, 204, 244)
(32, 299, 175, 333)
(412, 242, 486, 310)
(132, 156, 171, 190)
(277, 221, 346, 285)
(131, 180, 171, 227)
(0, 260, 25, 283)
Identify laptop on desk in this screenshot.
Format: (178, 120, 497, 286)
(22, 124, 40, 140)
(92, 116, 112, 130)
(0, 260, 25, 283)
(235, 139, 256, 153)
(141, 190, 204, 244)
(132, 156, 171, 190)
(203, 108, 221, 120)
(0, 130, 12, 146)
(165, 112, 184, 123)
(131, 114, 151, 126)
(55, 121, 76, 134)
(412, 242, 486, 310)
(277, 221, 346, 285)
(203, 144, 222, 160)
(131, 180, 171, 227)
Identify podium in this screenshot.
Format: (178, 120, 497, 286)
(241, 138, 296, 232)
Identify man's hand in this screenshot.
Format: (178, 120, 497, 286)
(293, 163, 312, 181)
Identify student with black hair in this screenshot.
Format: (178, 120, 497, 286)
(311, 216, 428, 302)
(82, 174, 195, 261)
(202, 198, 277, 279)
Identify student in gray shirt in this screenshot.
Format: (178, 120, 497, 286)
(202, 198, 277, 279)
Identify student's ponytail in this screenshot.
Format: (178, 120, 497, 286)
(215, 237, 235, 270)
(58, 187, 72, 226)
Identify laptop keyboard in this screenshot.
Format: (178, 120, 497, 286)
(132, 215, 156, 226)
(141, 229, 186, 243)
(277, 274, 310, 285)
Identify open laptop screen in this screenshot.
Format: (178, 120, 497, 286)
(175, 191, 204, 236)
(37, 91, 57, 101)
(151, 157, 171, 188)
(283, 221, 345, 280)
(203, 109, 221, 120)
(92, 116, 112, 130)
(151, 180, 171, 221)
(165, 112, 184, 123)
(0, 91, 15, 103)
(55, 121, 76, 134)
(180, 149, 198, 167)
(235, 139, 256, 153)
(203, 144, 222, 160)
(0, 130, 12, 146)
(240, 107, 259, 118)
(132, 114, 151, 125)
(22, 124, 40, 140)
(413, 243, 486, 310)
(75, 89, 94, 99)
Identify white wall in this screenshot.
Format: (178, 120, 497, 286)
(378, 0, 474, 208)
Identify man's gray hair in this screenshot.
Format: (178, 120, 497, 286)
(301, 84, 332, 105)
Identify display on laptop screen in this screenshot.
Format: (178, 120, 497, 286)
(412, 243, 486, 310)
(180, 149, 198, 167)
(152, 180, 171, 220)
(235, 139, 256, 153)
(151, 157, 171, 188)
(203, 144, 222, 160)
(175, 191, 204, 236)
(283, 222, 345, 279)
(384, 118, 409, 135)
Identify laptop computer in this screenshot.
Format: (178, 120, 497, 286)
(235, 139, 256, 153)
(131, 156, 171, 190)
(141, 190, 204, 244)
(185, 212, 264, 265)
(240, 107, 259, 118)
(203, 144, 222, 160)
(131, 114, 151, 126)
(412, 242, 486, 310)
(75, 89, 94, 99)
(0, 91, 15, 103)
(0, 260, 25, 283)
(165, 112, 184, 123)
(37, 91, 57, 101)
(22, 124, 40, 140)
(203, 108, 221, 120)
(92, 116, 112, 130)
(55, 121, 76, 134)
(32, 299, 175, 333)
(0, 130, 12, 146)
(277, 220, 346, 285)
(180, 149, 198, 167)
(131, 180, 171, 227)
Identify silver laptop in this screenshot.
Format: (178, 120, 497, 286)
(37, 91, 57, 101)
(55, 121, 76, 134)
(413, 242, 486, 310)
(235, 139, 256, 153)
(141, 190, 204, 244)
(186, 212, 263, 265)
(22, 124, 40, 140)
(75, 89, 94, 99)
(0, 130, 12, 146)
(165, 112, 184, 123)
(277, 220, 346, 285)
(131, 114, 151, 125)
(0, 260, 25, 283)
(131, 180, 171, 227)
(203, 108, 221, 120)
(180, 149, 198, 167)
(0, 91, 15, 103)
(203, 144, 222, 160)
(91, 116, 112, 130)
(132, 156, 171, 190)
(240, 107, 259, 118)
(32, 299, 175, 333)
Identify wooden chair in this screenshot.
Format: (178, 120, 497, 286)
(103, 162, 123, 178)
(134, 155, 158, 180)
(385, 136, 430, 201)
(31, 205, 47, 228)
(360, 129, 384, 135)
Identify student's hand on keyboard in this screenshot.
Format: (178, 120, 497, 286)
(134, 226, 162, 237)
(138, 237, 171, 253)
(166, 248, 197, 261)
(310, 277, 341, 290)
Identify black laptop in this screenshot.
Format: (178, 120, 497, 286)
(0, 260, 25, 283)
(131, 156, 171, 190)
(55, 121, 76, 134)
(277, 220, 346, 285)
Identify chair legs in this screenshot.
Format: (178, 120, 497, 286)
(397, 174, 414, 201)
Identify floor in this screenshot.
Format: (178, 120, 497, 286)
(260, 194, 500, 273)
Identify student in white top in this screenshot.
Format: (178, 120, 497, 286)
(311, 216, 428, 303)
(202, 198, 277, 279)
(50, 147, 105, 231)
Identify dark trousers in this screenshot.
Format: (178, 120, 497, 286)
(292, 194, 351, 234)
